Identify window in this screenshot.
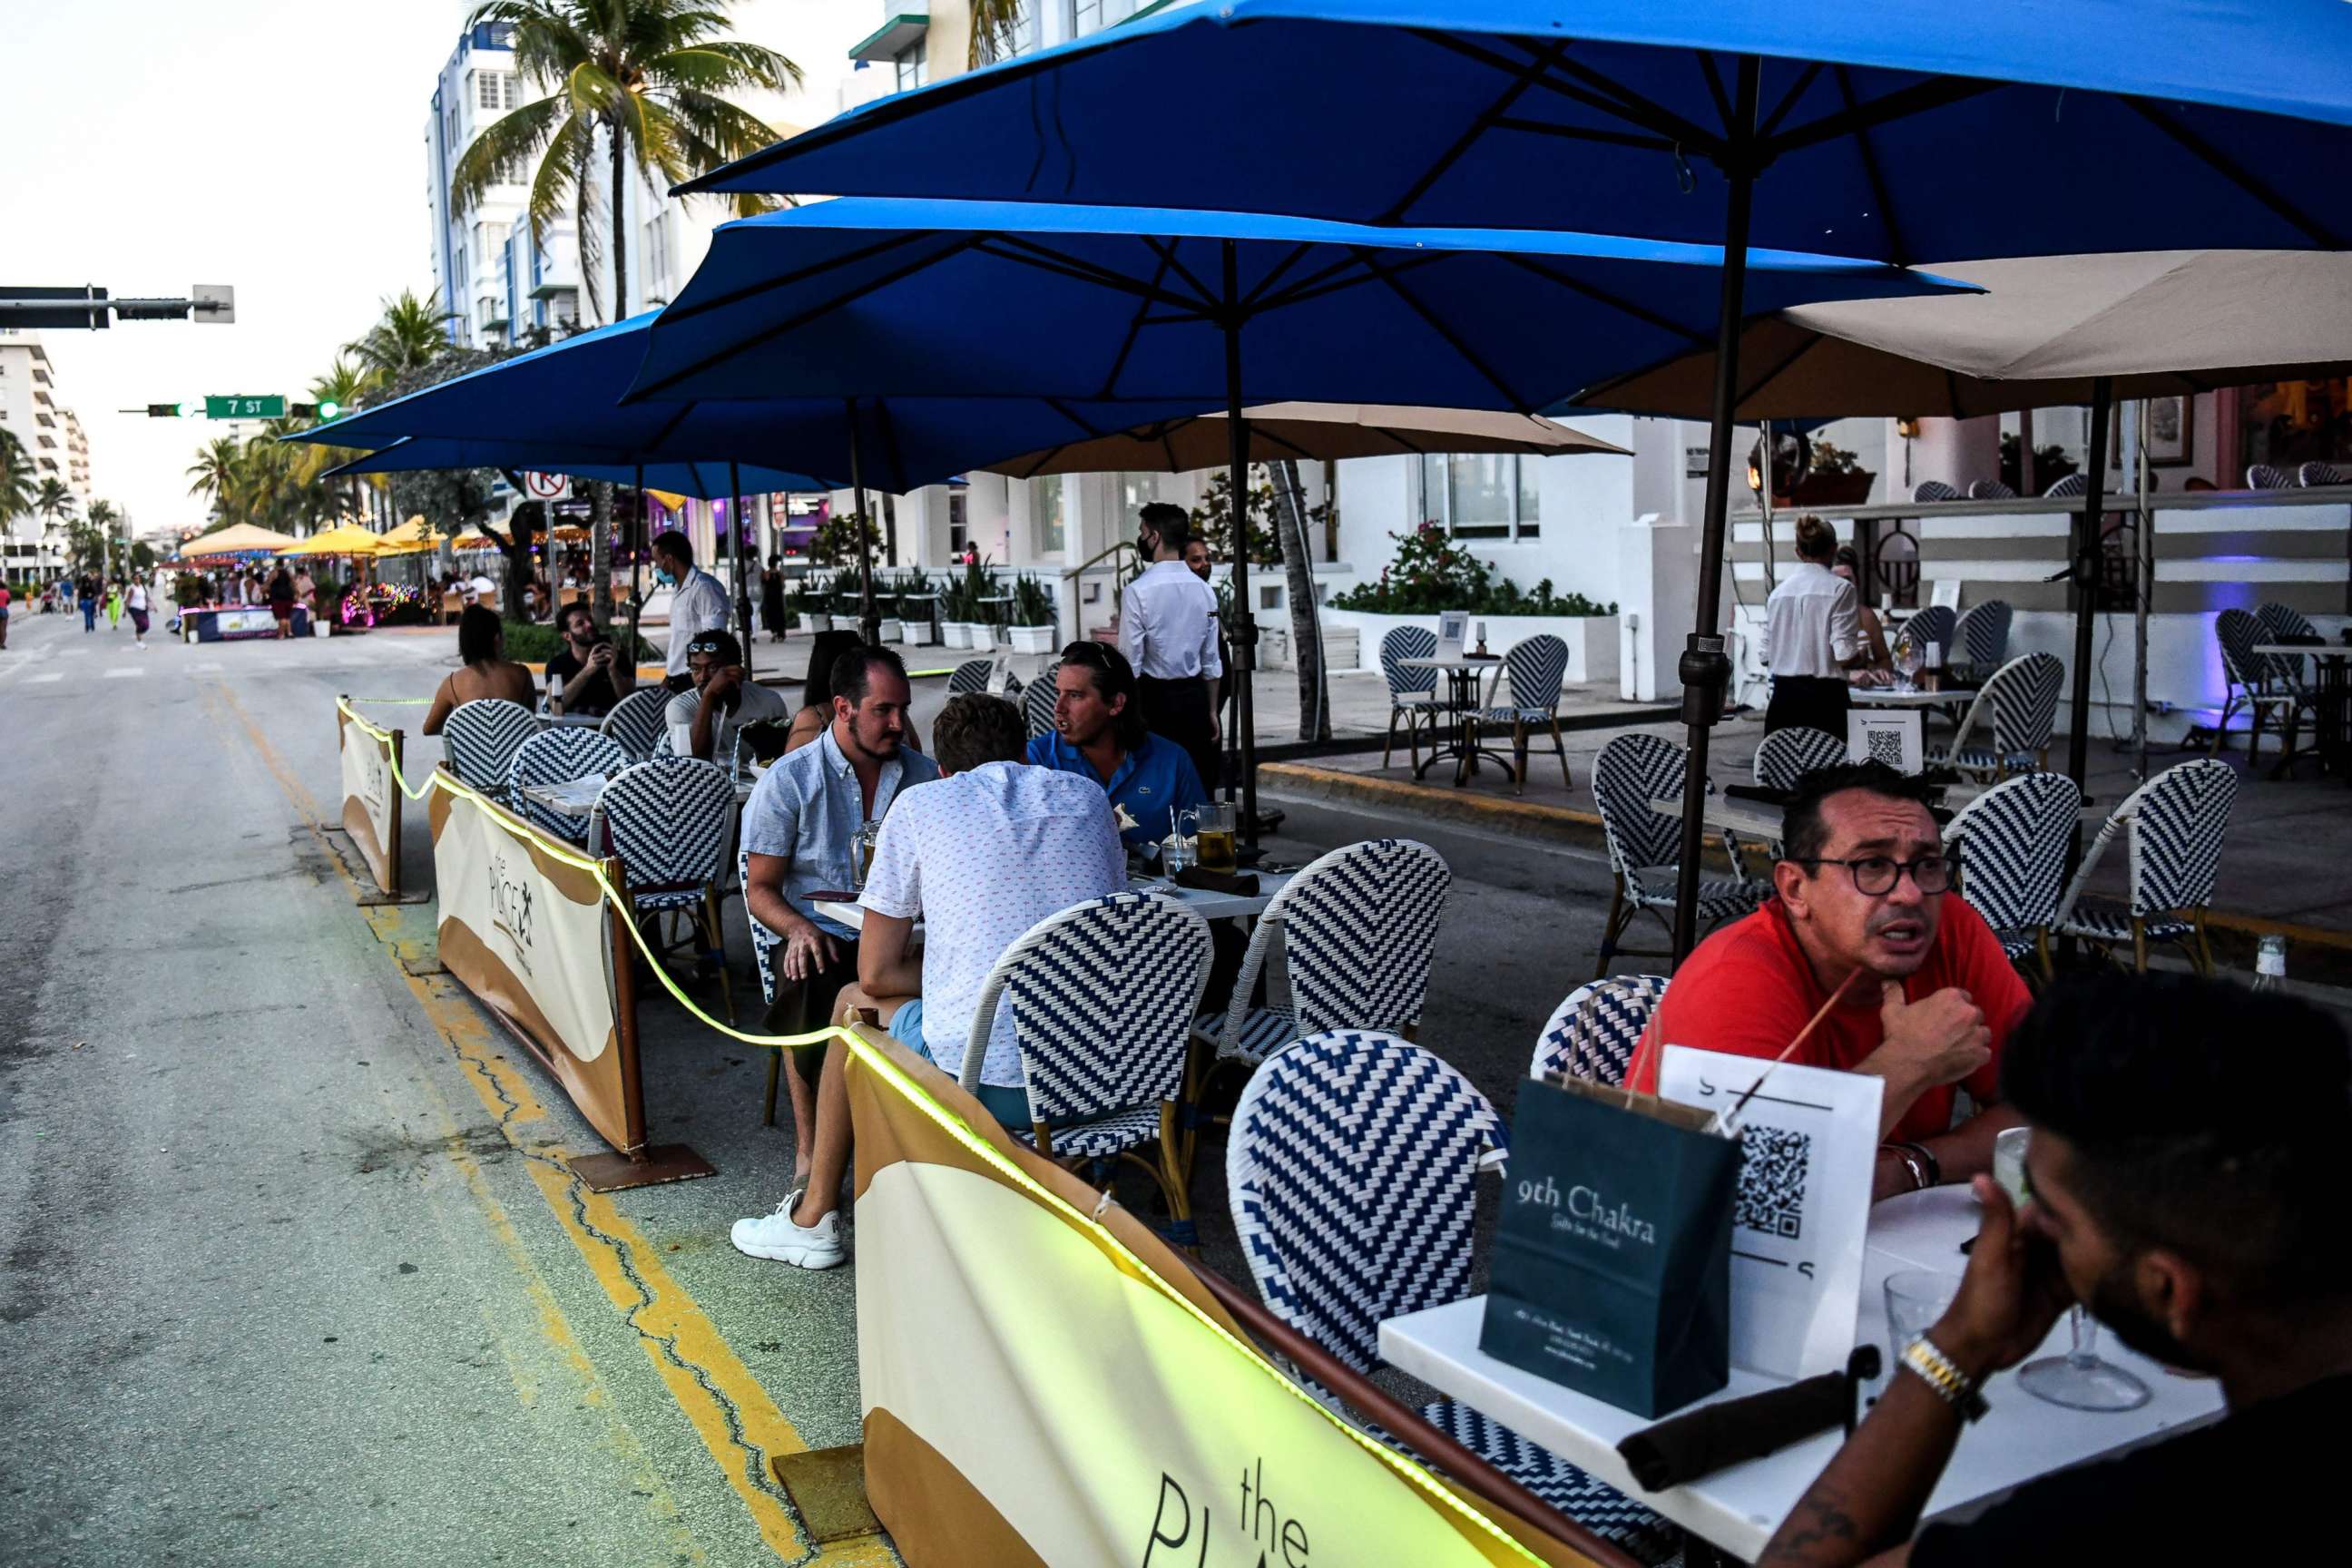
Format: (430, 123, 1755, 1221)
(893, 44, 927, 93)
(947, 491, 969, 558)
(1416, 454, 1541, 540)
(642, 210, 674, 294)
(1034, 474, 1066, 555)
(475, 71, 520, 111)
(2239, 377, 2350, 474)
(1118, 472, 1163, 543)
(1071, 0, 1138, 38)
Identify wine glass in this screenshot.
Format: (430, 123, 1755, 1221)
(1892, 631, 1923, 693)
(2001, 1128, 2153, 1412)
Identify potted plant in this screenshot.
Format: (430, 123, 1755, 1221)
(792, 574, 827, 634)
(957, 559, 997, 653)
(1006, 572, 1058, 654)
(830, 573, 865, 633)
(936, 569, 972, 649)
(874, 580, 904, 643)
(898, 568, 937, 646)
(1777, 436, 1877, 507)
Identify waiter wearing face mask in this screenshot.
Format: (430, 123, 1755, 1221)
(651, 529, 732, 692)
(1122, 503, 1225, 791)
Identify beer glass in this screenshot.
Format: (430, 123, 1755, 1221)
(851, 818, 882, 892)
(1181, 802, 1238, 874)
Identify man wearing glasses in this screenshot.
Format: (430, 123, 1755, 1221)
(1630, 763, 2027, 1201)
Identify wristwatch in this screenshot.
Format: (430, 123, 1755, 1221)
(1901, 1336, 1989, 1422)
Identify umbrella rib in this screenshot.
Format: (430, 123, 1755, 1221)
(1094, 242, 1183, 401)
(654, 229, 948, 324)
(1757, 63, 1826, 141)
(1764, 74, 1998, 158)
(1490, 118, 1679, 152)
(1351, 248, 1530, 411)
(1412, 30, 1724, 158)
(979, 235, 1202, 311)
(1829, 66, 1912, 268)
(1377, 38, 1573, 224)
(1133, 233, 1223, 313)
(1494, 252, 1709, 344)
(1237, 242, 1318, 313)
(2123, 100, 2343, 247)
(1698, 52, 1735, 134)
(1738, 329, 1829, 410)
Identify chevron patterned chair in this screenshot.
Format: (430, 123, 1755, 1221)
(507, 728, 630, 845)
(2300, 462, 2347, 487)
(2043, 474, 2090, 497)
(1895, 604, 1956, 669)
(1928, 652, 2063, 781)
(1753, 725, 1849, 792)
(593, 758, 737, 1024)
(1532, 975, 1670, 1085)
(598, 684, 673, 764)
(1230, 1029, 1681, 1564)
(964, 891, 1213, 1239)
(946, 658, 995, 695)
(1913, 481, 1962, 502)
(1023, 661, 1063, 740)
(440, 698, 538, 799)
(2054, 759, 2236, 974)
(1967, 479, 2017, 500)
(2211, 607, 2311, 765)
(1944, 772, 2082, 979)
(1379, 624, 1440, 769)
(1468, 633, 1573, 794)
(1590, 733, 1768, 978)
(1950, 598, 2014, 680)
(2247, 464, 2298, 490)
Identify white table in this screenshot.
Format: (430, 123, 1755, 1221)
(1379, 1187, 2222, 1561)
(1397, 654, 1511, 786)
(2251, 642, 2350, 659)
(815, 869, 1292, 934)
(1848, 686, 1977, 709)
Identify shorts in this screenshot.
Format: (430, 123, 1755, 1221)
(891, 999, 1048, 1132)
(130, 610, 150, 634)
(270, 603, 294, 622)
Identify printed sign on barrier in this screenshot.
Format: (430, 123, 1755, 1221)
(337, 703, 402, 897)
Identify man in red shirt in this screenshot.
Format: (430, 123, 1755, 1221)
(1632, 762, 2028, 1201)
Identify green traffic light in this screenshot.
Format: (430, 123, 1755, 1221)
(317, 400, 341, 420)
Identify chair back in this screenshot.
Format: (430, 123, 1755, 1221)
(1228, 1029, 1504, 1372)
(1899, 604, 1955, 661)
(1591, 733, 1688, 887)
(1379, 623, 1439, 700)
(2213, 606, 2272, 690)
(1024, 660, 1063, 740)
(507, 728, 630, 841)
(440, 699, 538, 794)
(593, 758, 732, 901)
(1945, 772, 2081, 937)
(1985, 651, 2064, 760)
(966, 892, 1212, 1123)
(1913, 481, 1961, 502)
(1967, 480, 2016, 500)
(2247, 464, 2298, 491)
(1240, 840, 1452, 1047)
(1952, 599, 2014, 670)
(2123, 759, 2237, 917)
(1532, 975, 1669, 1085)
(2256, 602, 2319, 644)
(1753, 726, 1848, 791)
(740, 848, 783, 1005)
(2042, 473, 2089, 497)
(2299, 461, 2346, 487)
(599, 685, 672, 763)
(1497, 633, 1569, 712)
(947, 658, 995, 694)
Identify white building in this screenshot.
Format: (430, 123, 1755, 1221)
(0, 329, 74, 581)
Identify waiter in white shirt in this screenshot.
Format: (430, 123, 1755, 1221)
(1122, 503, 1225, 789)
(1760, 514, 1865, 736)
(652, 528, 731, 692)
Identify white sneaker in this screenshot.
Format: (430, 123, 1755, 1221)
(730, 1198, 845, 1269)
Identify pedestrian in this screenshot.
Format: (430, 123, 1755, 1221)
(124, 575, 152, 650)
(293, 565, 317, 624)
(650, 529, 729, 692)
(106, 578, 123, 631)
(0, 579, 11, 651)
(1120, 502, 1224, 791)
(80, 574, 98, 633)
(760, 556, 788, 642)
(266, 565, 297, 640)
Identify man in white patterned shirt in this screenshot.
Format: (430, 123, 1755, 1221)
(730, 692, 1125, 1270)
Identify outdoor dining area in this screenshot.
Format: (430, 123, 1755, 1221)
(304, 4, 2352, 1563)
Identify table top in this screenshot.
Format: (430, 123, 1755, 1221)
(1397, 654, 1504, 671)
(815, 868, 1292, 933)
(1378, 1186, 2222, 1561)
(2252, 642, 2352, 657)
(1651, 796, 1785, 841)
(1848, 686, 1976, 708)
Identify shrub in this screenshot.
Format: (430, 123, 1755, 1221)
(1332, 524, 1616, 616)
(500, 616, 655, 665)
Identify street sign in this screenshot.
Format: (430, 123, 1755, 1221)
(523, 470, 572, 502)
(205, 395, 285, 420)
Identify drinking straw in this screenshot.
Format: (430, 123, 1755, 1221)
(1722, 968, 1861, 1132)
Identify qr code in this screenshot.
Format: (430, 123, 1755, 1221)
(1862, 727, 1907, 769)
(1736, 1126, 1811, 1240)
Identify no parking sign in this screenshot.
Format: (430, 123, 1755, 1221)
(522, 470, 571, 502)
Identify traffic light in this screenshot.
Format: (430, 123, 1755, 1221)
(288, 401, 340, 420)
(145, 403, 183, 417)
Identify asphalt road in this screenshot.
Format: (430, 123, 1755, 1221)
(0, 610, 1628, 1563)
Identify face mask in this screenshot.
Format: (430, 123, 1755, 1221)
(654, 567, 677, 587)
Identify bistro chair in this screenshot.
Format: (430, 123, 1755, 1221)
(1470, 633, 1573, 794)
(2042, 473, 2089, 497)
(1927, 652, 2063, 781)
(963, 892, 1213, 1241)
(2211, 607, 2311, 765)
(1944, 771, 2082, 979)
(1967, 479, 2017, 500)
(1752, 725, 1848, 792)
(599, 684, 673, 763)
(1951, 599, 2014, 677)
(1590, 733, 1769, 978)
(1531, 975, 1670, 1085)
(592, 758, 736, 1024)
(739, 848, 791, 1126)
(2300, 462, 2347, 487)
(439, 698, 538, 799)
(1023, 660, 1063, 740)
(1913, 481, 1962, 503)
(2054, 759, 2237, 974)
(1895, 603, 1956, 665)
(506, 728, 629, 846)
(1378, 623, 1440, 769)
(2248, 464, 2298, 491)
(946, 658, 995, 695)
(1230, 1029, 1681, 1564)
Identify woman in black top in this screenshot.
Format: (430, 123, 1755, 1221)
(760, 557, 788, 642)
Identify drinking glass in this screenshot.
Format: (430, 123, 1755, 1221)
(1161, 832, 1195, 876)
(1992, 1125, 2032, 1207)
(1892, 631, 1922, 692)
(851, 818, 883, 892)
(1884, 1269, 1961, 1380)
(1181, 801, 1238, 873)
(2020, 1312, 2153, 1411)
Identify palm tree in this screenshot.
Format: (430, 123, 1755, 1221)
(84, 500, 120, 578)
(0, 430, 34, 528)
(35, 477, 76, 534)
(348, 290, 453, 382)
(309, 358, 386, 526)
(970, 0, 1033, 64)
(187, 436, 242, 519)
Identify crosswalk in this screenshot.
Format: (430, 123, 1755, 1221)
(26, 672, 63, 685)
(103, 666, 145, 680)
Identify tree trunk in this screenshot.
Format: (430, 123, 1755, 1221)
(607, 124, 629, 328)
(1274, 460, 1330, 741)
(594, 123, 629, 633)
(590, 481, 613, 631)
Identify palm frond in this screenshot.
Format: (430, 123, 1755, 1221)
(448, 94, 567, 216)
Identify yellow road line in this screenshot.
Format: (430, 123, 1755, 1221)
(211, 679, 865, 1563)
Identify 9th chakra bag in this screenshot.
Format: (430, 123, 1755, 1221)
(1480, 1075, 1739, 1417)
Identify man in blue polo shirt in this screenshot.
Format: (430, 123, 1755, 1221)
(1026, 641, 1209, 850)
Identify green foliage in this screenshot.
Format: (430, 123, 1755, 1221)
(1333, 523, 1616, 616)
(810, 508, 880, 570)
(1808, 437, 1863, 477)
(0, 430, 35, 524)
(172, 573, 210, 607)
(499, 616, 654, 665)
(1010, 572, 1056, 627)
(128, 541, 156, 573)
(1187, 466, 1288, 565)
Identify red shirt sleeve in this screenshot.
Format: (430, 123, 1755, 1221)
(1940, 898, 2033, 1104)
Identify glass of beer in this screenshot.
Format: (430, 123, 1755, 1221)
(851, 818, 882, 891)
(1182, 802, 1237, 874)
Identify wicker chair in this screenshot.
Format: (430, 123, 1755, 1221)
(1928, 652, 2063, 781)
(2211, 607, 2310, 765)
(1471, 633, 1573, 794)
(1532, 975, 1670, 1085)
(599, 684, 673, 763)
(2247, 464, 2298, 490)
(1752, 726, 1848, 791)
(2299, 462, 2347, 487)
(1023, 659, 1063, 740)
(1950, 599, 2014, 676)
(1913, 481, 1962, 502)
(946, 658, 995, 694)
(1590, 733, 1768, 977)
(505, 728, 629, 845)
(2042, 474, 2089, 498)
(2054, 760, 2237, 973)
(1378, 624, 1440, 769)
(1944, 772, 2082, 977)
(439, 698, 538, 798)
(1967, 480, 2017, 500)
(592, 758, 737, 1023)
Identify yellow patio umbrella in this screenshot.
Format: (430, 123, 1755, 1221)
(283, 523, 387, 557)
(371, 516, 438, 556)
(176, 523, 299, 559)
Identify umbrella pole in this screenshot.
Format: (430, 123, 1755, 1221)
(1671, 57, 1760, 965)
(631, 463, 644, 637)
(1222, 240, 1260, 850)
(2065, 377, 2115, 786)
(2132, 398, 2153, 780)
(848, 400, 880, 648)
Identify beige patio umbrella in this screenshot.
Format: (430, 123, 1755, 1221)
(176, 523, 299, 559)
(984, 401, 1627, 477)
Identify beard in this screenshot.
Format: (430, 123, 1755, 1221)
(2086, 1260, 2214, 1374)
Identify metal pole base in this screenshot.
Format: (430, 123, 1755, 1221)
(567, 1144, 717, 1192)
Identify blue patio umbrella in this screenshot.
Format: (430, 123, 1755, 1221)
(672, 0, 2352, 949)
(291, 313, 1216, 642)
(627, 197, 1968, 843)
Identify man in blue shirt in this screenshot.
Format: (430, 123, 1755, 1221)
(1025, 641, 1210, 851)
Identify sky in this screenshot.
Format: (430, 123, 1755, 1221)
(0, 0, 857, 541)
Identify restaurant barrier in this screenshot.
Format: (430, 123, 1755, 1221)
(842, 1027, 1613, 1568)
(337, 698, 404, 898)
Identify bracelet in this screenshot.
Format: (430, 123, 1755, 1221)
(1901, 1337, 1989, 1422)
(1882, 1143, 1929, 1192)
(1896, 1140, 1943, 1189)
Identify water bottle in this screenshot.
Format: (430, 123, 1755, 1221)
(2251, 934, 2287, 994)
(547, 671, 565, 715)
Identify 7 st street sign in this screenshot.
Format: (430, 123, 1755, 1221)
(205, 395, 285, 419)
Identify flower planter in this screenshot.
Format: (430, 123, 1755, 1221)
(795, 612, 825, 634)
(902, 619, 935, 646)
(1775, 469, 1878, 508)
(940, 620, 972, 650)
(829, 612, 863, 633)
(876, 617, 904, 642)
(964, 622, 995, 654)
(1007, 623, 1057, 655)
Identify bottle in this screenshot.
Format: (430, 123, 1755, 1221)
(547, 671, 565, 716)
(2251, 934, 2287, 994)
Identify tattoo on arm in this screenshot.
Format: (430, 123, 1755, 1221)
(1759, 1492, 1862, 1566)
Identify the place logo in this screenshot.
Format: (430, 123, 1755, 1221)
(488, 849, 536, 976)
(1516, 1172, 1658, 1246)
(1142, 1458, 1313, 1568)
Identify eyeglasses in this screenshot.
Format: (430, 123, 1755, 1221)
(1796, 853, 1955, 896)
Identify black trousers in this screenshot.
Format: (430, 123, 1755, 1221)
(1764, 674, 1850, 739)
(1136, 673, 1220, 792)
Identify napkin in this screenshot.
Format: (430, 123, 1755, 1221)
(1614, 1350, 1877, 1491)
(1172, 866, 1259, 896)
